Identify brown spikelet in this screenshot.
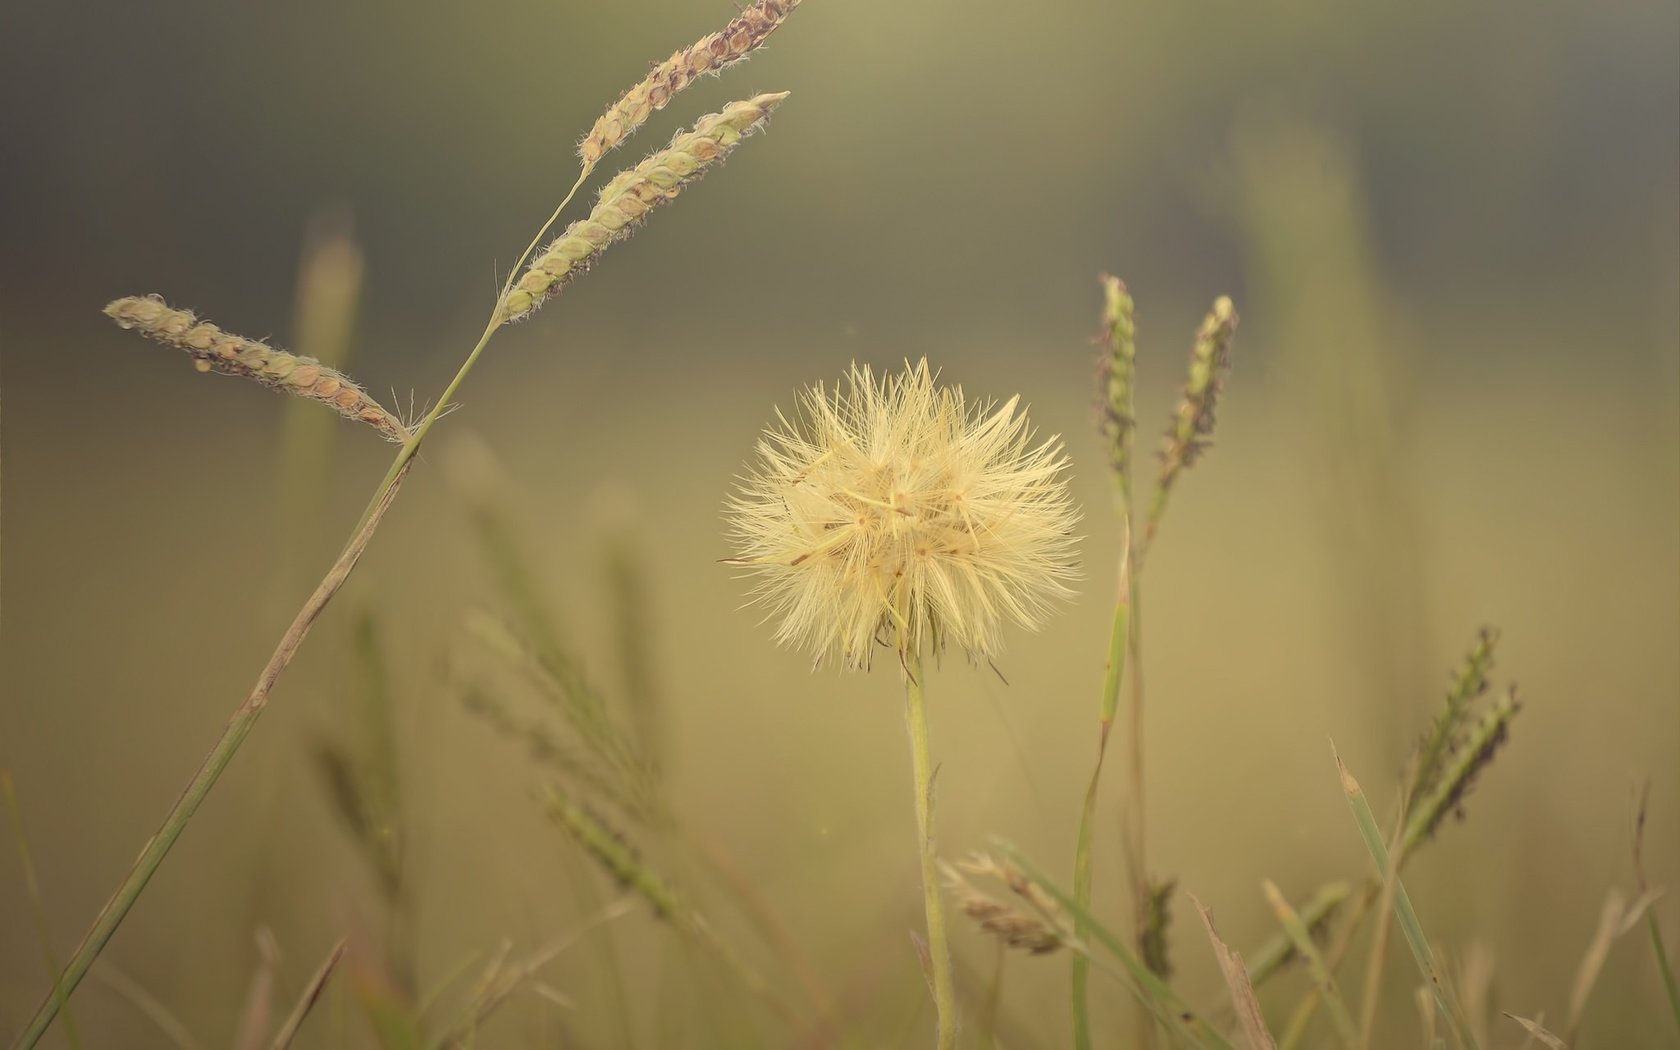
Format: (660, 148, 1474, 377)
(104, 295, 407, 442)
(503, 92, 789, 323)
(579, 0, 800, 168)
(941, 859, 1063, 955)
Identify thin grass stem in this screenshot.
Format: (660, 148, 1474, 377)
(903, 645, 957, 1049)
(3, 773, 83, 1050)
(269, 938, 348, 1050)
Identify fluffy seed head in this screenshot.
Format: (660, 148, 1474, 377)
(726, 360, 1079, 670)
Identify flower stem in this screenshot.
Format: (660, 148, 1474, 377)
(13, 168, 592, 1049)
(903, 647, 957, 1050)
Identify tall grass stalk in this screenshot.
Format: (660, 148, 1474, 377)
(3, 773, 83, 1050)
(1073, 276, 1137, 1047)
(19, 69, 792, 1040)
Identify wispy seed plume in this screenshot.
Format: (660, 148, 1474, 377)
(579, 0, 800, 168)
(104, 295, 407, 442)
(726, 359, 1080, 670)
(502, 93, 789, 323)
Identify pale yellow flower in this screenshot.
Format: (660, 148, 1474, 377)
(727, 359, 1080, 670)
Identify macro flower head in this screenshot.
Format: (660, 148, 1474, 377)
(727, 359, 1080, 670)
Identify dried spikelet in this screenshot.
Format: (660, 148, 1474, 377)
(942, 857, 1063, 955)
(503, 92, 789, 323)
(104, 295, 407, 442)
(1156, 295, 1239, 496)
(1403, 686, 1520, 854)
(579, 0, 800, 168)
(1096, 274, 1138, 491)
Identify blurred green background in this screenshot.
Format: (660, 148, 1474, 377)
(2, 0, 1676, 1046)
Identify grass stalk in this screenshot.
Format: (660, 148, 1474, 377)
(1074, 274, 1140, 1048)
(903, 645, 958, 1049)
(269, 938, 349, 1050)
(13, 169, 593, 1049)
(3, 772, 83, 1050)
(1071, 553, 1131, 1048)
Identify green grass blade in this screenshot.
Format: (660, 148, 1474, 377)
(1335, 750, 1479, 1050)
(1260, 880, 1356, 1047)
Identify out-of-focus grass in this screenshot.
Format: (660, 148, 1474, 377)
(0, 1, 1676, 1046)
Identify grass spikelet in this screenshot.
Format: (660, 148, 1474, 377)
(1402, 686, 1520, 855)
(1097, 274, 1138, 496)
(579, 0, 800, 168)
(942, 857, 1064, 955)
(103, 295, 408, 442)
(544, 788, 677, 920)
(1147, 295, 1238, 545)
(503, 92, 789, 323)
(1407, 627, 1500, 809)
(1140, 876, 1177, 979)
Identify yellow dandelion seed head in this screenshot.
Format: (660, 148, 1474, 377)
(726, 359, 1081, 671)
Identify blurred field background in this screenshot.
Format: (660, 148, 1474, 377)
(1, 0, 1677, 1046)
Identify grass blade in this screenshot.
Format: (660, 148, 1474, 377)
(1334, 748, 1480, 1050)
(1632, 780, 1680, 1037)
(1260, 880, 1357, 1046)
(1190, 894, 1276, 1050)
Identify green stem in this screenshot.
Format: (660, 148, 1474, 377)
(904, 647, 957, 1050)
(1072, 572, 1130, 1049)
(13, 168, 593, 1050)
(1650, 912, 1680, 1040)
